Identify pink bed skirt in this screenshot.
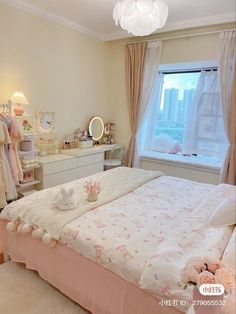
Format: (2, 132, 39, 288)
(0, 220, 181, 314)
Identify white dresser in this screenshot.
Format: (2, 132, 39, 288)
(35, 144, 122, 190)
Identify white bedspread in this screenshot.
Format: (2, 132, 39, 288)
(1, 167, 162, 239)
(1, 174, 235, 312)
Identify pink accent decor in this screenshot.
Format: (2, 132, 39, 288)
(0, 220, 180, 314)
(14, 106, 24, 116)
(181, 256, 235, 293)
(84, 181, 101, 194)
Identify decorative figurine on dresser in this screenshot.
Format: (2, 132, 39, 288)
(103, 122, 115, 144)
(78, 130, 93, 149)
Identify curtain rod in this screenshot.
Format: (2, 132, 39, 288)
(160, 67, 218, 75)
(125, 28, 235, 46)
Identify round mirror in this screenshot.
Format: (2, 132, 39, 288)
(89, 116, 104, 141)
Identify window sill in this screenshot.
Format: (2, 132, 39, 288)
(140, 151, 223, 172)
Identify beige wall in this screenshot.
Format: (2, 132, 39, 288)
(0, 2, 234, 147)
(105, 24, 234, 146)
(0, 3, 111, 136)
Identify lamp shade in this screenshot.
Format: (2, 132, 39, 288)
(113, 0, 168, 36)
(11, 92, 29, 105)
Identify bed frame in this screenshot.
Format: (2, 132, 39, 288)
(0, 220, 181, 314)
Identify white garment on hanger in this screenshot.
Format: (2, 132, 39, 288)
(0, 121, 18, 201)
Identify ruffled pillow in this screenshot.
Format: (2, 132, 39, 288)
(208, 195, 236, 227)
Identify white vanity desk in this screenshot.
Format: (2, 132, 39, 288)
(35, 144, 123, 190)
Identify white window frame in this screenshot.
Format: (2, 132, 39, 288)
(147, 60, 227, 159)
(158, 60, 218, 73)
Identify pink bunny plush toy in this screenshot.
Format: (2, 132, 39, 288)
(53, 187, 79, 211)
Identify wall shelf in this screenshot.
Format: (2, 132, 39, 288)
(17, 180, 40, 191)
(22, 166, 41, 173)
(20, 189, 38, 197)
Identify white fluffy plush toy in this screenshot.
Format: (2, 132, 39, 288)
(53, 187, 78, 211)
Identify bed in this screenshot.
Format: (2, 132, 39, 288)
(0, 167, 235, 314)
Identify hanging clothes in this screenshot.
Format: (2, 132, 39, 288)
(0, 162, 7, 208)
(8, 118, 23, 184)
(0, 124, 7, 208)
(0, 121, 18, 201)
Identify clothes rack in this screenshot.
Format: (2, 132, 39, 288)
(0, 101, 22, 208)
(0, 101, 12, 114)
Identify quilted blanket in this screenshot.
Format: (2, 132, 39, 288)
(0, 167, 162, 240)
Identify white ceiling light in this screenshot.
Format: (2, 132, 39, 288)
(113, 0, 169, 36)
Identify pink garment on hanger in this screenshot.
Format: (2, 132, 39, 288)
(0, 124, 7, 208)
(8, 143, 19, 185)
(8, 119, 23, 184)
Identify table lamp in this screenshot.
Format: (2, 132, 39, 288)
(11, 91, 29, 116)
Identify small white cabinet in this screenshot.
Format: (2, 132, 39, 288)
(77, 162, 104, 179)
(35, 145, 123, 190)
(43, 169, 77, 189)
(76, 152, 104, 179)
(35, 152, 104, 190)
(43, 158, 77, 176)
(35, 155, 77, 189)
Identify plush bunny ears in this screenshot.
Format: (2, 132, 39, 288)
(61, 187, 74, 197)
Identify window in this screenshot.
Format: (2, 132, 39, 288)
(156, 71, 200, 143)
(147, 63, 228, 159)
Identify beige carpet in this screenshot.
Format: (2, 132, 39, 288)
(0, 261, 89, 314)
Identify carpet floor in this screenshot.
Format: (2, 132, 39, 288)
(0, 261, 89, 314)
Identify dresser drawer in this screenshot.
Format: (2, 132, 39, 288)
(77, 162, 104, 179)
(77, 153, 104, 167)
(43, 169, 77, 189)
(43, 159, 77, 176)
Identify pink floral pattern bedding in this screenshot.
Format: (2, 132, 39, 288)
(60, 176, 233, 306)
(1, 175, 234, 311)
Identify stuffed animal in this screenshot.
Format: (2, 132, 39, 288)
(150, 134, 181, 154)
(53, 187, 78, 211)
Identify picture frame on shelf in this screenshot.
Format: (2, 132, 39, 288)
(15, 115, 35, 134)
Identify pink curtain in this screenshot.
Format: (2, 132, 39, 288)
(125, 43, 147, 167)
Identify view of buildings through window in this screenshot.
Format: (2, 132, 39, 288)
(156, 72, 200, 142)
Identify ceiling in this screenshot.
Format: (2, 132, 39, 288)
(2, 0, 235, 41)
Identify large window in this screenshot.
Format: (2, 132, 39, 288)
(156, 72, 200, 143)
(148, 63, 228, 159)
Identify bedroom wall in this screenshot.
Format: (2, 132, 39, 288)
(105, 23, 234, 147)
(0, 3, 111, 136)
(0, 2, 233, 148)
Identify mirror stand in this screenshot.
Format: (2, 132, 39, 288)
(88, 116, 105, 143)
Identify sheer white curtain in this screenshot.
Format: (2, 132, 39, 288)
(183, 70, 227, 157)
(218, 30, 236, 183)
(141, 73, 164, 151)
(134, 41, 163, 167)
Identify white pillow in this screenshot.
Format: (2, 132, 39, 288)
(222, 227, 236, 271)
(208, 194, 236, 227)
